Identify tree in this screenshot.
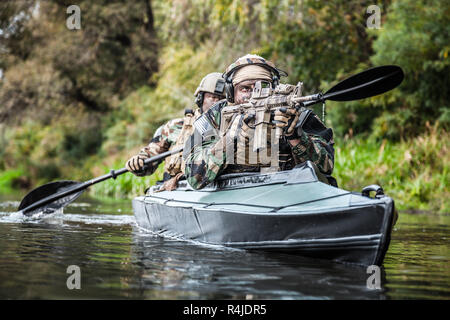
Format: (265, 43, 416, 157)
(370, 0, 450, 139)
(0, 0, 159, 123)
(0, 0, 159, 180)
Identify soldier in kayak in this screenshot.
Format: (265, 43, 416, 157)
(184, 54, 335, 190)
(125, 72, 226, 190)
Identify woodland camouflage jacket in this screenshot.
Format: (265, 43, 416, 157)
(184, 100, 335, 190)
(137, 108, 199, 177)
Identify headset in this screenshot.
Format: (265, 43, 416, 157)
(194, 92, 204, 109)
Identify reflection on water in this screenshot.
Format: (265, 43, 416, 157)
(383, 213, 450, 299)
(131, 234, 388, 299)
(0, 195, 448, 299)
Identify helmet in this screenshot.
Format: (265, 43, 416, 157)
(194, 72, 226, 108)
(194, 72, 225, 97)
(223, 54, 288, 103)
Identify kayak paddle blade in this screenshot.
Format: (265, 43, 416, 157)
(19, 180, 85, 216)
(324, 65, 404, 102)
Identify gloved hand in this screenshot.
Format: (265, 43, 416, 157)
(273, 107, 300, 139)
(126, 155, 150, 176)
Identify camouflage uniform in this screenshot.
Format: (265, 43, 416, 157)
(184, 100, 335, 190)
(127, 72, 226, 191)
(136, 109, 198, 179)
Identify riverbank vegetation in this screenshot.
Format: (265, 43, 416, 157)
(1, 0, 448, 213)
(88, 124, 449, 213)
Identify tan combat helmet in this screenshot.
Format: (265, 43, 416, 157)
(224, 54, 287, 79)
(194, 72, 226, 98)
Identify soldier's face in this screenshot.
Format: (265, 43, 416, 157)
(202, 92, 222, 113)
(234, 80, 257, 104)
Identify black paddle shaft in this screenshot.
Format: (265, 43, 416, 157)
(20, 146, 183, 215)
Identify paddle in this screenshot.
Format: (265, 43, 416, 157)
(299, 65, 404, 106)
(274, 65, 403, 138)
(18, 146, 183, 216)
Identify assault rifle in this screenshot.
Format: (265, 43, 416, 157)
(220, 65, 404, 152)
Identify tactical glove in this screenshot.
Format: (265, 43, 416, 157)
(126, 155, 151, 176)
(273, 107, 300, 139)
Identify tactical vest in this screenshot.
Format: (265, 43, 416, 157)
(164, 109, 199, 176)
(221, 108, 336, 184)
(220, 109, 319, 173)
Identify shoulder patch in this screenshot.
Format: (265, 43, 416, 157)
(194, 114, 212, 135)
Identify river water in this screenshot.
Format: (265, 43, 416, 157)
(0, 194, 448, 300)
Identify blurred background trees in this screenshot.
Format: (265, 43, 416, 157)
(0, 0, 158, 184)
(0, 0, 448, 209)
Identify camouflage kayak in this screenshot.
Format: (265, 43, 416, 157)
(132, 161, 397, 266)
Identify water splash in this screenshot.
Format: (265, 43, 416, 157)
(1, 202, 135, 226)
(62, 213, 136, 226)
(0, 207, 65, 224)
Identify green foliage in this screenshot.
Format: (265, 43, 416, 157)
(360, 0, 448, 139)
(0, 168, 27, 192)
(261, 0, 381, 91)
(325, 99, 382, 139)
(320, 0, 449, 140)
(153, 0, 385, 91)
(0, 1, 158, 123)
(0, 0, 158, 186)
(334, 124, 449, 213)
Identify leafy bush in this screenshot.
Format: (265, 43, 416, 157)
(369, 0, 449, 138)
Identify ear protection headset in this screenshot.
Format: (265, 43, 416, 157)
(194, 92, 204, 109)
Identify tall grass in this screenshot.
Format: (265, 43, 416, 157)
(334, 123, 449, 213)
(89, 161, 165, 199)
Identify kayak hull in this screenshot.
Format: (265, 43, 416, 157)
(133, 162, 396, 266)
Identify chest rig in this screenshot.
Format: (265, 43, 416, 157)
(164, 109, 199, 176)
